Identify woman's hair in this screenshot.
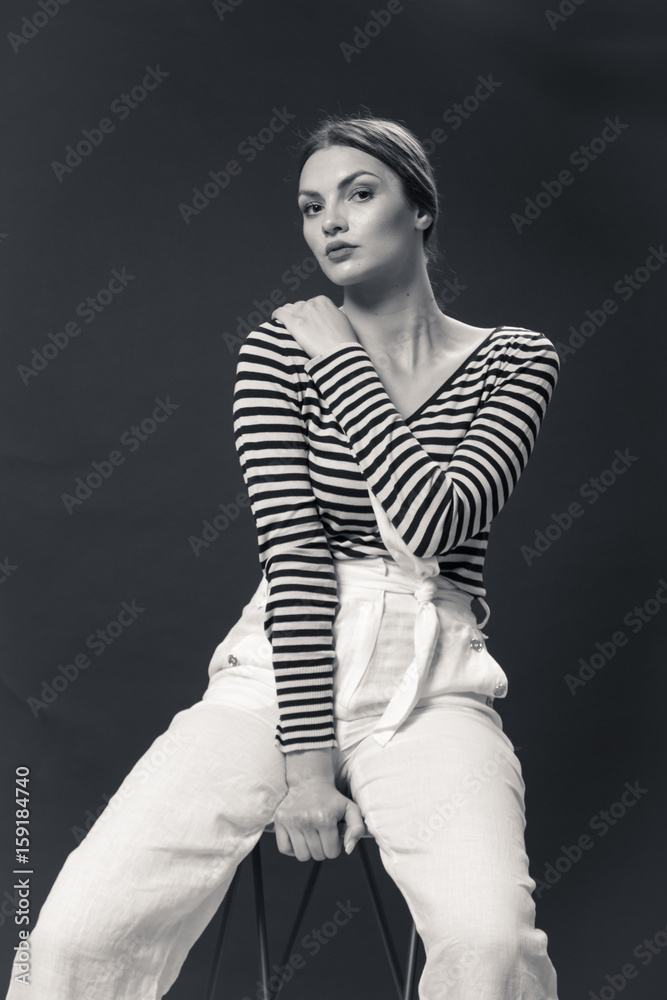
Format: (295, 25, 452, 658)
(295, 112, 441, 269)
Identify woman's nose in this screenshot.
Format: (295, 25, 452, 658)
(321, 209, 347, 236)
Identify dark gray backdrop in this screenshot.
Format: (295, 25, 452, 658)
(2, 1, 666, 997)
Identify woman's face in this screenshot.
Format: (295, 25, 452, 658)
(297, 144, 430, 287)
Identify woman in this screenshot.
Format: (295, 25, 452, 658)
(6, 114, 560, 999)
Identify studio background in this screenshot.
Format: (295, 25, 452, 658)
(2, 1, 666, 997)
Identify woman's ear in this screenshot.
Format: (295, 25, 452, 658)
(414, 207, 433, 232)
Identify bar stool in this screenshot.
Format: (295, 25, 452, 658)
(204, 822, 420, 999)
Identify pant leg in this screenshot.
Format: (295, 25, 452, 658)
(340, 697, 559, 1000)
(4, 664, 288, 1000)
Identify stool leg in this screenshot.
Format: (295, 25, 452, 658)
(251, 841, 270, 998)
(357, 839, 404, 1000)
(204, 863, 243, 1000)
(403, 921, 419, 1000)
(272, 859, 323, 998)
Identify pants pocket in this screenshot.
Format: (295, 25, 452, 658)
(335, 591, 418, 719)
(207, 580, 271, 677)
(423, 612, 510, 701)
(332, 593, 385, 716)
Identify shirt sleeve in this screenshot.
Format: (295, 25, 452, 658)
(233, 326, 339, 753)
(303, 330, 560, 558)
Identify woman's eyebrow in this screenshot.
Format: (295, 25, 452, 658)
(298, 170, 381, 198)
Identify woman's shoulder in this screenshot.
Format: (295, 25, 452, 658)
(489, 324, 556, 348)
(237, 319, 307, 370)
(240, 318, 293, 351)
(485, 325, 561, 370)
(444, 317, 558, 362)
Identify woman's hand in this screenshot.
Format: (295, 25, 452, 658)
(273, 776, 367, 861)
(271, 295, 359, 360)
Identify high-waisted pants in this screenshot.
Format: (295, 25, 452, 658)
(4, 555, 559, 999)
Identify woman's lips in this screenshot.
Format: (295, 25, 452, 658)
(327, 246, 356, 261)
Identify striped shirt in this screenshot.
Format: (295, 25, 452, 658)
(233, 320, 560, 752)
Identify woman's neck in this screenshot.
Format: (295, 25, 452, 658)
(341, 268, 449, 373)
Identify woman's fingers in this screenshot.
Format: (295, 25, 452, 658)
(275, 823, 326, 863)
(270, 296, 357, 360)
(343, 800, 368, 854)
(301, 828, 328, 862)
(286, 828, 317, 863)
(317, 815, 345, 860)
(274, 816, 343, 862)
(272, 783, 365, 861)
(273, 821, 295, 858)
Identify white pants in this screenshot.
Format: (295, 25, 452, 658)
(5, 558, 559, 999)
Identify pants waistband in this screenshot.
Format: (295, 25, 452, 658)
(249, 557, 497, 747)
(332, 556, 489, 627)
(328, 557, 492, 748)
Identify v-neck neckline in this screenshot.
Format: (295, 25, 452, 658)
(403, 326, 503, 424)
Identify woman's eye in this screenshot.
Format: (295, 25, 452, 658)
(300, 189, 373, 217)
(300, 202, 322, 218)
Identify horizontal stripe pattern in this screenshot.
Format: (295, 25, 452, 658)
(233, 321, 559, 751)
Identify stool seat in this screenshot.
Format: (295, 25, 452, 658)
(205, 823, 420, 999)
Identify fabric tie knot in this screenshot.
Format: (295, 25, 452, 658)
(414, 579, 438, 605)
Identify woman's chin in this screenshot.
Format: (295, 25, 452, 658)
(322, 265, 375, 288)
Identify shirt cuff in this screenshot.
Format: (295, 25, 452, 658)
(277, 735, 338, 754)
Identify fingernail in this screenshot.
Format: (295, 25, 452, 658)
(345, 841, 353, 855)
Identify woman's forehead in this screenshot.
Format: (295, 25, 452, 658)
(299, 145, 395, 193)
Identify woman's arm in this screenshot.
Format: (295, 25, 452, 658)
(233, 325, 367, 859)
(301, 330, 560, 558)
(233, 325, 339, 753)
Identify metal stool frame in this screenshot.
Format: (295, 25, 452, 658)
(204, 826, 420, 1000)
